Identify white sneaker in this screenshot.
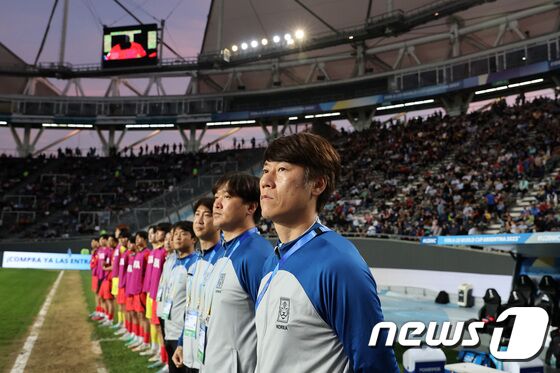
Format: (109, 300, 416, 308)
(101, 319, 113, 327)
(140, 348, 154, 356)
(155, 366, 169, 373)
(115, 327, 127, 336)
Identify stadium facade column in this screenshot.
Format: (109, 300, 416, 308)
(97, 127, 126, 156)
(178, 125, 204, 153)
(9, 124, 43, 157)
(186, 72, 199, 95)
(346, 108, 376, 132)
(260, 120, 282, 143)
(440, 92, 473, 117)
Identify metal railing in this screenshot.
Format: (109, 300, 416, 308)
(0, 211, 36, 225)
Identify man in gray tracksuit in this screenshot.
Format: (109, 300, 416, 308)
(162, 221, 198, 373)
(256, 133, 398, 372)
(198, 173, 273, 373)
(172, 197, 223, 372)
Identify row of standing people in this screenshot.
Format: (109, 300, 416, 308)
(89, 132, 399, 372)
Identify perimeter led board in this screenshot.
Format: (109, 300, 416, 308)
(102, 24, 158, 68)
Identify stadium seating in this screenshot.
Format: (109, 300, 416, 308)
(1, 96, 559, 240)
(0, 148, 263, 239)
(322, 96, 560, 237)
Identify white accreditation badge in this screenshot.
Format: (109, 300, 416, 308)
(184, 310, 198, 338)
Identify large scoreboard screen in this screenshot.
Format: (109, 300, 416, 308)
(102, 24, 158, 68)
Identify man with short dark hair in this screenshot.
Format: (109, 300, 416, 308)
(163, 221, 198, 373)
(256, 132, 398, 372)
(172, 197, 223, 372)
(198, 174, 273, 373)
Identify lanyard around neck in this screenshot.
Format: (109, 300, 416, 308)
(255, 224, 329, 309)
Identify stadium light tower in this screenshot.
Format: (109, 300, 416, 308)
(295, 29, 305, 40)
(273, 35, 281, 43)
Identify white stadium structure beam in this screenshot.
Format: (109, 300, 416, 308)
(406, 46, 421, 65)
(96, 127, 123, 156)
(23, 78, 37, 95)
(33, 129, 79, 157)
(440, 92, 473, 117)
(186, 72, 199, 95)
(59, 0, 69, 65)
(260, 121, 281, 143)
(104, 78, 121, 97)
(124, 130, 161, 152)
(155, 77, 167, 96)
(305, 63, 318, 84)
(354, 44, 366, 77)
(449, 23, 461, 58)
(9, 124, 44, 157)
(178, 125, 205, 153)
(144, 77, 156, 96)
(122, 79, 142, 96)
(317, 63, 331, 81)
(223, 72, 234, 92)
(347, 108, 376, 132)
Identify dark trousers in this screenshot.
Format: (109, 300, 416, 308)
(159, 317, 166, 339)
(165, 339, 186, 373)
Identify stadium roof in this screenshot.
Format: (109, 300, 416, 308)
(0, 43, 60, 96)
(196, 0, 560, 93)
(201, 0, 556, 55)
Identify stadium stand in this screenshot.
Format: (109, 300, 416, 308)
(324, 96, 560, 237)
(1, 96, 558, 241)
(0, 148, 263, 239)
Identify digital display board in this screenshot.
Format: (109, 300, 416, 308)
(102, 23, 158, 68)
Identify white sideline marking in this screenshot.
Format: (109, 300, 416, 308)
(91, 340, 108, 373)
(10, 270, 64, 373)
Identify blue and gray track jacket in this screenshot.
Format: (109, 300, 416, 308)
(200, 228, 273, 373)
(255, 222, 398, 373)
(178, 242, 224, 369)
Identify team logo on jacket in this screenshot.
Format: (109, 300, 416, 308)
(277, 297, 290, 323)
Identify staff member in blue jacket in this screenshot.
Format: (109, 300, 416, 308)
(199, 173, 273, 373)
(256, 132, 398, 373)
